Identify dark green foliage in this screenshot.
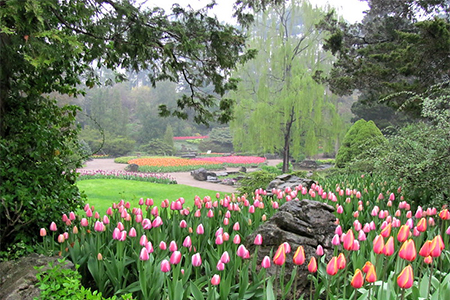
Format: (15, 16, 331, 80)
(140, 139, 175, 156)
(198, 127, 234, 153)
(0, 96, 84, 250)
(237, 171, 278, 196)
(35, 259, 132, 300)
(335, 119, 385, 168)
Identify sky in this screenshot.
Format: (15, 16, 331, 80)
(152, 0, 369, 24)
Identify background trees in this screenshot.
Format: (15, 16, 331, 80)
(230, 1, 342, 172)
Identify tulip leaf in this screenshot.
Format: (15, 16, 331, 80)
(266, 279, 276, 300)
(190, 282, 204, 300)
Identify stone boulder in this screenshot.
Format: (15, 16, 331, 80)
(0, 253, 75, 300)
(266, 174, 315, 194)
(191, 168, 209, 181)
(246, 200, 336, 297)
(297, 159, 319, 169)
(125, 163, 139, 172)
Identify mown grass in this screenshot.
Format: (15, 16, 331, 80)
(76, 179, 228, 215)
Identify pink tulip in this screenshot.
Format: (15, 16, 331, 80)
(223, 232, 230, 241)
(335, 225, 343, 236)
(94, 221, 104, 232)
(316, 245, 324, 256)
(161, 259, 171, 272)
(237, 245, 247, 257)
(261, 256, 271, 268)
(57, 234, 65, 243)
(249, 206, 255, 213)
(179, 220, 187, 228)
(358, 230, 367, 241)
(170, 251, 182, 264)
(159, 241, 167, 250)
(117, 222, 124, 231)
(119, 231, 127, 241)
(140, 248, 149, 261)
(140, 235, 148, 246)
(62, 214, 68, 222)
(112, 228, 121, 240)
(223, 218, 229, 226)
(196, 224, 204, 235)
(216, 260, 225, 271)
(142, 218, 152, 230)
(254, 234, 263, 245)
(145, 241, 154, 253)
(192, 253, 202, 267)
(50, 222, 57, 232)
(151, 206, 159, 216)
(215, 227, 224, 237)
(152, 216, 163, 227)
(233, 222, 240, 231)
(40, 228, 47, 237)
(215, 234, 224, 245)
(94, 212, 100, 219)
(69, 212, 76, 221)
(183, 236, 192, 248)
(389, 193, 395, 201)
(233, 234, 241, 244)
(332, 234, 341, 246)
(207, 210, 214, 218)
(169, 241, 178, 252)
(217, 251, 229, 264)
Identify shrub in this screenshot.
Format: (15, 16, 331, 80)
(237, 170, 277, 196)
(335, 119, 385, 168)
(140, 139, 175, 156)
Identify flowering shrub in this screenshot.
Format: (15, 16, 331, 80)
(76, 170, 176, 184)
(39, 174, 450, 299)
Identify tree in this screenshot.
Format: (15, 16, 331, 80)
(0, 0, 280, 250)
(317, 0, 450, 119)
(230, 1, 342, 173)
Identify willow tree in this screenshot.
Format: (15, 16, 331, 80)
(230, 0, 342, 172)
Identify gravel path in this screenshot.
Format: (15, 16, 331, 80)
(82, 158, 282, 194)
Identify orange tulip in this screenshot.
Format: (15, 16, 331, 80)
(424, 256, 433, 264)
(383, 236, 395, 256)
(419, 240, 432, 257)
(337, 253, 346, 270)
(439, 209, 450, 220)
(308, 256, 317, 273)
(326, 257, 338, 276)
(343, 229, 355, 251)
(373, 235, 385, 254)
(397, 265, 414, 289)
(430, 236, 443, 257)
(380, 223, 391, 238)
(397, 224, 410, 243)
(293, 245, 305, 265)
(351, 269, 364, 289)
(416, 218, 427, 232)
(399, 239, 416, 262)
(365, 263, 377, 283)
(273, 244, 286, 266)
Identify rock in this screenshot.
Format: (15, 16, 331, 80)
(239, 166, 247, 173)
(0, 253, 75, 300)
(297, 159, 318, 169)
(266, 174, 315, 194)
(125, 163, 139, 172)
(191, 168, 208, 181)
(245, 200, 336, 298)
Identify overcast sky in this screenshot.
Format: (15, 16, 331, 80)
(152, 0, 369, 24)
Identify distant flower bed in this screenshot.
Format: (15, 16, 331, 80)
(193, 155, 266, 166)
(173, 136, 209, 140)
(128, 157, 223, 173)
(90, 154, 110, 159)
(77, 169, 176, 184)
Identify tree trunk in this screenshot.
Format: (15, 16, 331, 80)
(282, 106, 296, 173)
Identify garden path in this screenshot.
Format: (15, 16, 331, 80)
(82, 158, 282, 194)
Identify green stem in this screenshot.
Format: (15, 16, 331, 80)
(427, 262, 434, 300)
(274, 265, 279, 300)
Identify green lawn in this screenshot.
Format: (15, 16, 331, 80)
(76, 179, 225, 215)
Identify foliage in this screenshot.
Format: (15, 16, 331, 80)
(34, 259, 132, 300)
(230, 1, 343, 173)
(139, 139, 175, 156)
(40, 173, 450, 300)
(77, 170, 176, 184)
(0, 96, 84, 251)
(80, 129, 135, 157)
(317, 0, 450, 119)
(193, 155, 266, 166)
(335, 119, 385, 168)
(0, 241, 35, 262)
(237, 171, 278, 196)
(163, 125, 175, 150)
(114, 156, 139, 164)
(198, 127, 234, 153)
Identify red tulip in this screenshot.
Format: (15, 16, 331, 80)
(430, 236, 443, 257)
(416, 217, 427, 232)
(439, 209, 450, 220)
(397, 224, 410, 243)
(419, 240, 432, 257)
(373, 235, 385, 254)
(383, 236, 395, 256)
(308, 257, 317, 273)
(380, 223, 392, 238)
(399, 239, 416, 261)
(273, 244, 286, 266)
(337, 253, 346, 270)
(293, 246, 305, 265)
(351, 269, 364, 289)
(362, 261, 374, 274)
(343, 229, 355, 251)
(365, 263, 377, 283)
(326, 257, 338, 276)
(397, 265, 414, 289)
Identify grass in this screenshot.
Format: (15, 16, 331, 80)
(76, 179, 228, 215)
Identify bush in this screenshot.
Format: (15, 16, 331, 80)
(335, 119, 385, 168)
(140, 139, 175, 156)
(237, 171, 277, 196)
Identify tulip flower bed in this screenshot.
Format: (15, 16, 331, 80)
(128, 157, 224, 173)
(39, 173, 450, 300)
(193, 155, 266, 167)
(77, 170, 176, 184)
